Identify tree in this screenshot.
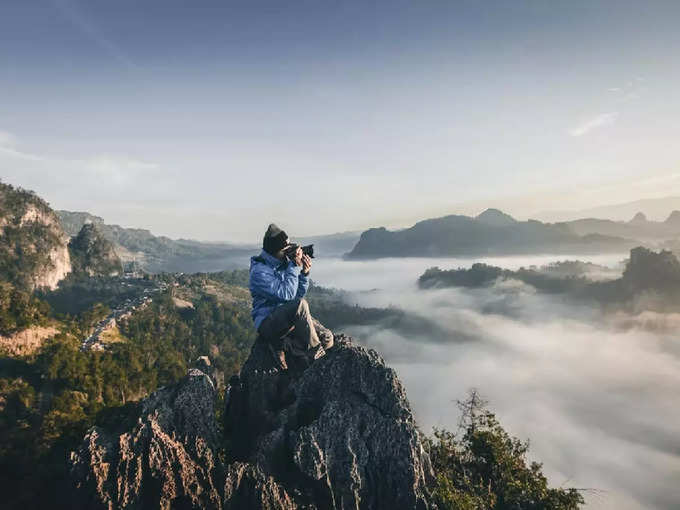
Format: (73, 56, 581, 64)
(428, 390, 584, 510)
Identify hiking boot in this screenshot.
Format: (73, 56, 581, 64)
(268, 343, 288, 371)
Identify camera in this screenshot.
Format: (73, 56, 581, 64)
(284, 243, 315, 259)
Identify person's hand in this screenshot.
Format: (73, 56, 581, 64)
(293, 246, 303, 267)
(302, 253, 312, 274)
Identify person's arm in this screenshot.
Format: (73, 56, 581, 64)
(250, 262, 300, 302)
(296, 271, 310, 299)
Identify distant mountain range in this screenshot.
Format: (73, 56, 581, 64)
(57, 210, 255, 273)
(535, 196, 680, 222)
(558, 211, 680, 241)
(345, 208, 640, 259)
(57, 210, 361, 272)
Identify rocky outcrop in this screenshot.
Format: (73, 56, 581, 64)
(69, 223, 123, 277)
(17, 204, 71, 290)
(226, 334, 433, 509)
(70, 335, 434, 509)
(70, 364, 222, 509)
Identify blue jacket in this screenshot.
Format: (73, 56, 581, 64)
(249, 249, 309, 330)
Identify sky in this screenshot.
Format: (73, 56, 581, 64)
(1, 0, 680, 242)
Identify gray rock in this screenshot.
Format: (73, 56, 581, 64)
(70, 367, 222, 509)
(227, 334, 434, 510)
(71, 333, 434, 509)
(223, 462, 296, 510)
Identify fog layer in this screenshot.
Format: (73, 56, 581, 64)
(312, 256, 680, 510)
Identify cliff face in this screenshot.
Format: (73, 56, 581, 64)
(70, 337, 434, 509)
(25, 205, 72, 289)
(0, 183, 71, 290)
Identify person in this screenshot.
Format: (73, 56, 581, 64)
(249, 223, 333, 370)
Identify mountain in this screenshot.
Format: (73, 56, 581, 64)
(68, 223, 123, 277)
(560, 211, 680, 241)
(295, 230, 361, 258)
(536, 196, 680, 222)
(57, 210, 255, 273)
(475, 208, 517, 227)
(346, 208, 637, 259)
(57, 211, 360, 273)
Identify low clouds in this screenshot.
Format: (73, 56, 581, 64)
(313, 256, 680, 510)
(568, 112, 619, 137)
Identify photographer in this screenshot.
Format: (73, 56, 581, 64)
(249, 223, 333, 370)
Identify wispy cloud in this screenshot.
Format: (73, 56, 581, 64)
(52, 0, 138, 69)
(0, 130, 47, 162)
(85, 155, 159, 185)
(0, 129, 157, 183)
(568, 112, 618, 137)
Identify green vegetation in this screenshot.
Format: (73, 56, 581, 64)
(0, 182, 61, 335)
(419, 263, 590, 294)
(428, 391, 584, 509)
(0, 271, 256, 510)
(0, 281, 51, 336)
(39, 275, 154, 316)
(0, 181, 64, 291)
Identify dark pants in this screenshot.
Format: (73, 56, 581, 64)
(258, 298, 333, 355)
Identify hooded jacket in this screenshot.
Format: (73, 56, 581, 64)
(249, 249, 309, 330)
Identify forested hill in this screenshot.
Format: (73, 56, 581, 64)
(418, 247, 680, 312)
(346, 208, 638, 259)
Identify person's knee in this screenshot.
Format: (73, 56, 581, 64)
(295, 298, 310, 313)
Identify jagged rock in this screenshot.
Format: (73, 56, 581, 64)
(226, 335, 434, 509)
(69, 366, 222, 509)
(223, 462, 296, 510)
(71, 333, 434, 510)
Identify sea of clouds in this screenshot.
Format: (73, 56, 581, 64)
(311, 255, 680, 510)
